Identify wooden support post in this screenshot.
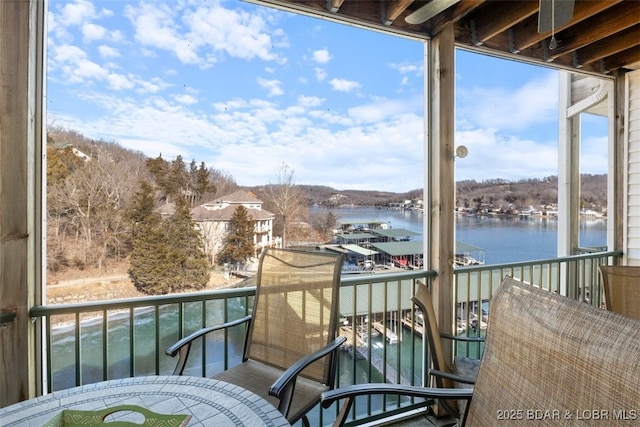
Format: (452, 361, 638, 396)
(0, 0, 45, 406)
(423, 23, 456, 414)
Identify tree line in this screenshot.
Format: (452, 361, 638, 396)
(46, 129, 335, 294)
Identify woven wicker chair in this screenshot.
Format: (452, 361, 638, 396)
(598, 265, 640, 320)
(322, 276, 640, 426)
(167, 248, 346, 427)
(412, 281, 482, 419)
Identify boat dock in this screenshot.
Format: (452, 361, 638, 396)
(339, 326, 411, 385)
(371, 321, 399, 344)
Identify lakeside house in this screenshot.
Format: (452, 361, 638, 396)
(157, 190, 278, 263)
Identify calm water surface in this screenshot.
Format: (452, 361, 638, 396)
(312, 207, 608, 264)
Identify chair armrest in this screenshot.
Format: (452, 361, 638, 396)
(269, 336, 347, 398)
(165, 315, 251, 375)
(430, 368, 476, 385)
(321, 383, 472, 406)
(320, 383, 473, 426)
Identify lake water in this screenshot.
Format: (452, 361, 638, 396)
(312, 207, 608, 264)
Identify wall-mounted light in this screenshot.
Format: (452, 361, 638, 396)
(455, 145, 468, 159)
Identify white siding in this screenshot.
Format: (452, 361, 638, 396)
(624, 70, 640, 265)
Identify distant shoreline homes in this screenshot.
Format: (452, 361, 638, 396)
(383, 199, 605, 218)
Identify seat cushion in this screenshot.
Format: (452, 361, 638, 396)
(213, 359, 328, 423)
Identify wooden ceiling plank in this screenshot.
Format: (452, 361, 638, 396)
(472, 0, 538, 43)
(547, 1, 640, 60)
(603, 47, 640, 73)
(384, 0, 414, 24)
(576, 25, 640, 66)
(326, 0, 345, 13)
(512, 0, 623, 52)
(430, 0, 485, 37)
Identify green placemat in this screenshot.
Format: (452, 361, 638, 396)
(43, 404, 191, 427)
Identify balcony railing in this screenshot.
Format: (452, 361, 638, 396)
(29, 250, 621, 426)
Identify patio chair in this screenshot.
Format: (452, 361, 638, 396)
(322, 276, 640, 426)
(412, 281, 482, 419)
(166, 248, 346, 427)
(598, 265, 640, 320)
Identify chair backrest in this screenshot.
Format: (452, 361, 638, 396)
(598, 265, 640, 320)
(411, 282, 454, 389)
(466, 276, 640, 425)
(245, 248, 345, 385)
(412, 282, 461, 417)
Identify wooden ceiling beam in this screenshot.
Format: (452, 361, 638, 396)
(603, 47, 640, 73)
(326, 0, 345, 13)
(547, 1, 640, 61)
(383, 0, 414, 25)
(576, 25, 640, 66)
(429, 0, 484, 37)
(511, 0, 622, 53)
(470, 0, 538, 44)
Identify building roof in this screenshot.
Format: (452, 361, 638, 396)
(342, 244, 378, 256)
(204, 190, 262, 205)
(373, 228, 421, 238)
(191, 205, 274, 222)
(371, 241, 423, 256)
(371, 240, 484, 256)
(336, 233, 376, 242)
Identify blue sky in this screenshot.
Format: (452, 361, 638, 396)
(46, 0, 608, 192)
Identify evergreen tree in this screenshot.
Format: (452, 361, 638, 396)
(129, 195, 209, 294)
(218, 205, 255, 265)
(125, 181, 156, 237)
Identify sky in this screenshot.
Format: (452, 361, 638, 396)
(46, 0, 609, 193)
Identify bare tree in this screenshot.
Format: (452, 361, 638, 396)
(262, 163, 305, 247)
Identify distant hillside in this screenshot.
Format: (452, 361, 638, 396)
(249, 175, 607, 212)
(49, 127, 607, 212)
(456, 175, 606, 212)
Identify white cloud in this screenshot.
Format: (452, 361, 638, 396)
(59, 0, 97, 26)
(66, 58, 108, 83)
(97, 45, 119, 58)
(124, 2, 282, 68)
(257, 78, 283, 96)
(312, 49, 331, 64)
(457, 71, 558, 131)
(330, 78, 361, 93)
(391, 63, 419, 74)
(106, 73, 134, 91)
(125, 2, 201, 65)
(82, 23, 107, 42)
(175, 94, 198, 105)
(53, 44, 86, 63)
(297, 96, 324, 108)
(455, 128, 558, 182)
(315, 68, 328, 81)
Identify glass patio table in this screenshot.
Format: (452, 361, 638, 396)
(0, 375, 290, 426)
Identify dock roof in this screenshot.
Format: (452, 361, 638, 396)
(342, 244, 378, 256)
(373, 228, 421, 239)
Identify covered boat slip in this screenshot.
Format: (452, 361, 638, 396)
(334, 238, 484, 271)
